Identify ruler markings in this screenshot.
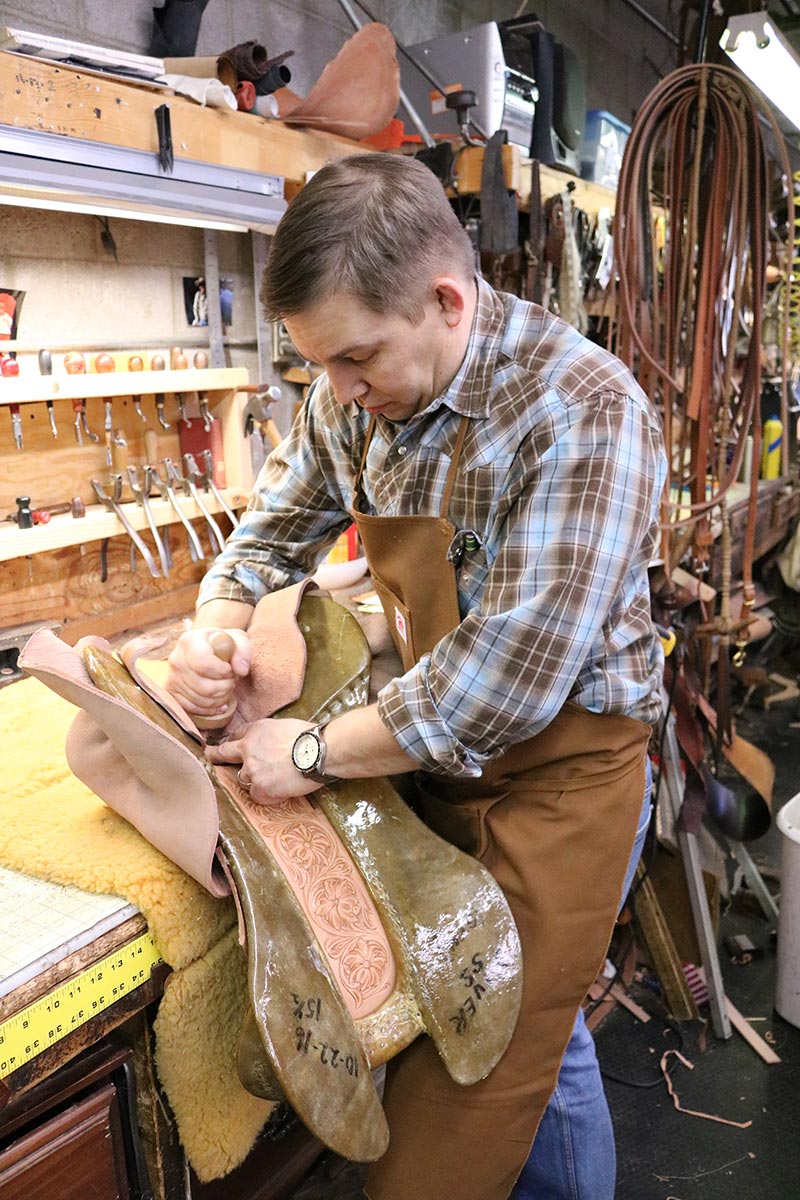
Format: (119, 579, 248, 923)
(0, 930, 162, 1078)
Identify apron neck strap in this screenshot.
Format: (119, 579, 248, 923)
(354, 416, 376, 497)
(353, 412, 471, 519)
(440, 415, 471, 518)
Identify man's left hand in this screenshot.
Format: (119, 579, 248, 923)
(205, 717, 323, 803)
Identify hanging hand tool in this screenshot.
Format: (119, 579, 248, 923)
(199, 448, 237, 524)
(103, 402, 128, 469)
(71, 397, 99, 445)
(164, 456, 223, 554)
(37, 350, 58, 437)
(181, 453, 226, 552)
(168, 345, 190, 424)
(155, 393, 171, 430)
(127, 355, 148, 422)
(154, 461, 205, 562)
(197, 391, 214, 432)
(0, 353, 19, 376)
(127, 465, 171, 577)
(64, 350, 98, 441)
(91, 477, 161, 577)
(8, 404, 23, 450)
(242, 388, 283, 447)
(194, 350, 209, 369)
(150, 354, 166, 371)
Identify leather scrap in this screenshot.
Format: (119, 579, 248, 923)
(279, 24, 400, 139)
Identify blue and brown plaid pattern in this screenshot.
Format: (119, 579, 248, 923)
(200, 278, 667, 776)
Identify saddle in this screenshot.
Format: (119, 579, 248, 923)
(19, 584, 522, 1162)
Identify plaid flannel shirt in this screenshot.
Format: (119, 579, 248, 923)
(199, 277, 667, 776)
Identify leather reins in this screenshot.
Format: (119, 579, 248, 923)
(610, 63, 793, 739)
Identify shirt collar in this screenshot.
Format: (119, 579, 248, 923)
(430, 276, 510, 420)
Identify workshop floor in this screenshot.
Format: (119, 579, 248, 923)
(286, 646, 800, 1200)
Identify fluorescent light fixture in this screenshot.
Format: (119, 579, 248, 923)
(0, 124, 287, 233)
(721, 12, 800, 132)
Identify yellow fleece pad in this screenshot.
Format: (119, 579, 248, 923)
(0, 674, 274, 1180)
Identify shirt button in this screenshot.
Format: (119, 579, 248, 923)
(397, 445, 407, 456)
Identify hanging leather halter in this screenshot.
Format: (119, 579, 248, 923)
(610, 63, 794, 740)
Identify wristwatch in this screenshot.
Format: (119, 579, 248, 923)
(291, 724, 334, 783)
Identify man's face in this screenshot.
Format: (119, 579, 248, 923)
(283, 289, 455, 423)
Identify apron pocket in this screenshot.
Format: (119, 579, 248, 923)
(370, 575, 417, 667)
(414, 774, 490, 860)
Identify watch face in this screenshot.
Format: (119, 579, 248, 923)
(292, 731, 320, 772)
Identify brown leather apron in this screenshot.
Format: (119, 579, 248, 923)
(352, 416, 652, 1200)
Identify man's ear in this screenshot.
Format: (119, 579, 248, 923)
(432, 277, 470, 328)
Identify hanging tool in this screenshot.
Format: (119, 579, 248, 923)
(128, 355, 148, 422)
(169, 345, 190, 424)
(155, 393, 171, 430)
(0, 353, 19, 376)
(64, 351, 86, 375)
(199, 448, 237, 525)
(91, 477, 161, 577)
(164, 456, 222, 554)
(37, 350, 58, 437)
(71, 397, 99, 445)
(8, 404, 23, 450)
(127, 465, 171, 577)
(242, 387, 283, 446)
(154, 462, 205, 562)
(181, 454, 226, 552)
(194, 350, 209, 369)
(197, 391, 214, 432)
(150, 354, 166, 371)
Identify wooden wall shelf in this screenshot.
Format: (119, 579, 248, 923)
(0, 53, 366, 190)
(0, 368, 248, 407)
(0, 491, 246, 563)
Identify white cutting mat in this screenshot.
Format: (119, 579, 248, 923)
(0, 865, 137, 998)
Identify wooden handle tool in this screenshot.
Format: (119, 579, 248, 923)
(194, 629, 238, 730)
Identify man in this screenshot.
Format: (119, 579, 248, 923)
(167, 153, 666, 1200)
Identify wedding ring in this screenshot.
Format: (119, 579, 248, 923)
(237, 768, 252, 792)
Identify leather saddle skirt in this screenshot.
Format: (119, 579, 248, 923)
(20, 585, 522, 1162)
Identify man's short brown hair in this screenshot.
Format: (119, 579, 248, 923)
(261, 153, 475, 324)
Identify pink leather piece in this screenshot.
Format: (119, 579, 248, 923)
(19, 629, 229, 899)
(233, 579, 316, 722)
(281, 24, 400, 139)
(120, 636, 205, 745)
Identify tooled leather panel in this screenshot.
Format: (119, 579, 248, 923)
(225, 781, 396, 1021)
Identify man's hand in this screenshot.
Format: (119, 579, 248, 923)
(205, 717, 322, 802)
(165, 627, 252, 723)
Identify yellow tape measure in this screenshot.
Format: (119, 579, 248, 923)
(0, 930, 162, 1079)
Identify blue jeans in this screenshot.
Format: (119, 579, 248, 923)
(510, 757, 653, 1200)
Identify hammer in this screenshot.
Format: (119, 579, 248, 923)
(31, 497, 87, 524)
